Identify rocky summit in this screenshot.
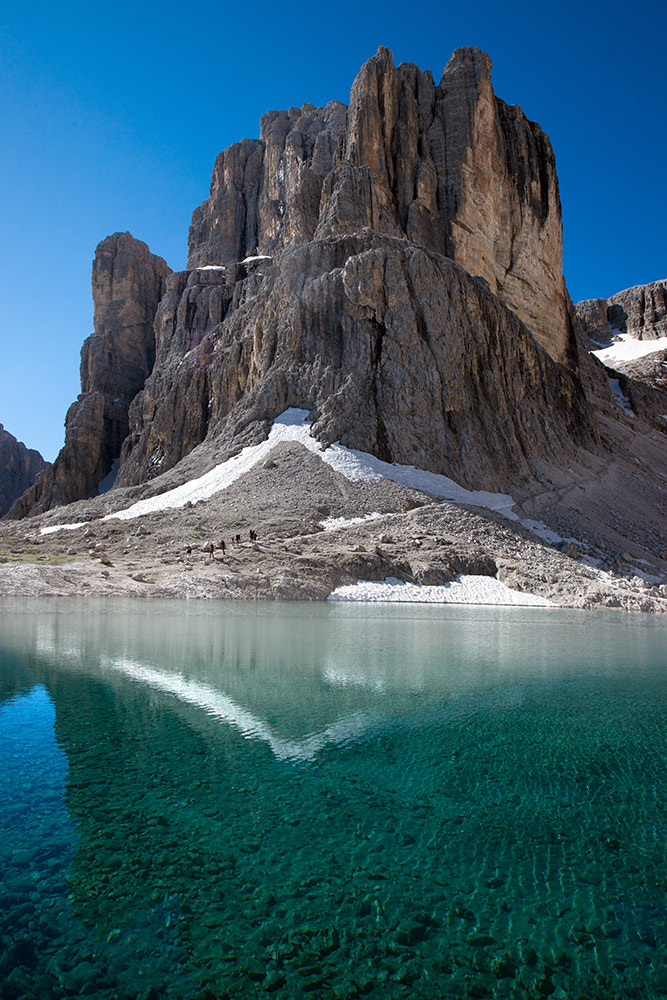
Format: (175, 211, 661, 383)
(2, 46, 666, 609)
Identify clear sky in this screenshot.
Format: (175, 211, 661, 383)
(1, 0, 665, 462)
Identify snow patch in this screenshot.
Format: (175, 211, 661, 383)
(41, 522, 87, 535)
(241, 255, 273, 264)
(517, 518, 570, 545)
(320, 513, 383, 531)
(608, 378, 634, 415)
(591, 333, 667, 367)
(328, 575, 554, 607)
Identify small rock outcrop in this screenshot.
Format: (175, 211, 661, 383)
(9, 234, 171, 517)
(0, 426, 48, 517)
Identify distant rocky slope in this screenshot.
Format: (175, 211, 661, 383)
(0, 426, 48, 517)
(576, 278, 667, 344)
(576, 279, 667, 429)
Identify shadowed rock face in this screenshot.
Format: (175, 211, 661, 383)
(9, 234, 171, 518)
(0, 426, 48, 517)
(188, 47, 573, 364)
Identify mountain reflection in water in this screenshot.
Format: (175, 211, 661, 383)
(1, 598, 666, 1000)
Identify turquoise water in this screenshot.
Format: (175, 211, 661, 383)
(0, 599, 666, 999)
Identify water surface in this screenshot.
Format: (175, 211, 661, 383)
(0, 599, 666, 999)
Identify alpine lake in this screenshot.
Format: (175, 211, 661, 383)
(1, 598, 666, 1000)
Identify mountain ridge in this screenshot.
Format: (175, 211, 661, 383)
(2, 45, 666, 607)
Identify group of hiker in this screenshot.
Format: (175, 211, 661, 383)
(185, 529, 258, 561)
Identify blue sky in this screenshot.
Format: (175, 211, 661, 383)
(1, 0, 665, 462)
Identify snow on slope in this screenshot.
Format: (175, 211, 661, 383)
(95, 408, 521, 524)
(41, 408, 562, 544)
(591, 334, 667, 367)
(38, 409, 572, 606)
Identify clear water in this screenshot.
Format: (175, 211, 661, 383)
(0, 599, 666, 1000)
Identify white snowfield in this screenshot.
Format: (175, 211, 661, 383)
(591, 333, 667, 367)
(328, 575, 554, 607)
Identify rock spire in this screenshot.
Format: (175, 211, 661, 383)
(9, 233, 170, 517)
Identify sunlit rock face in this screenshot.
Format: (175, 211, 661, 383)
(9, 234, 171, 517)
(188, 47, 574, 365)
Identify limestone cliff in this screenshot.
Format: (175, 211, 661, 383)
(0, 426, 48, 517)
(10, 234, 171, 517)
(118, 231, 594, 494)
(118, 46, 589, 490)
(189, 47, 573, 364)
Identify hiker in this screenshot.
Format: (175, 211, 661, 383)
(219, 539, 226, 554)
(207, 541, 215, 561)
(185, 543, 192, 556)
(236, 533, 241, 545)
